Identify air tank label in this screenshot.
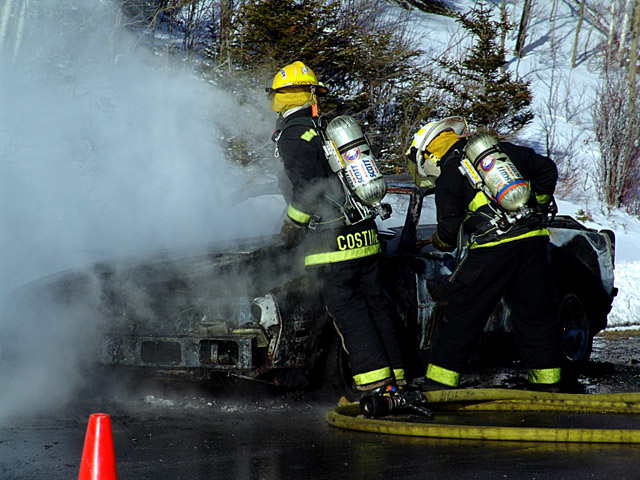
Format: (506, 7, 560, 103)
(362, 156, 380, 176)
(499, 164, 517, 177)
(346, 157, 379, 187)
(348, 165, 363, 186)
(343, 147, 361, 162)
(480, 155, 495, 172)
(484, 163, 522, 191)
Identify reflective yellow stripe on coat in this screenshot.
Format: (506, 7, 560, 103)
(305, 244, 381, 266)
(467, 191, 549, 249)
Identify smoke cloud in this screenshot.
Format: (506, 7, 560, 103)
(0, 0, 283, 419)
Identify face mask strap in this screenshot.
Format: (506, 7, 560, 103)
(310, 85, 319, 117)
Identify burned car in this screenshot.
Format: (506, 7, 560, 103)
(1, 176, 617, 393)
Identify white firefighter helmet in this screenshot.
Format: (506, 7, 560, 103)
(413, 116, 468, 177)
(406, 116, 468, 188)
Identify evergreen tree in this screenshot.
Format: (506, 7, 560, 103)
(232, 0, 340, 74)
(428, 1, 533, 135)
(228, 0, 435, 171)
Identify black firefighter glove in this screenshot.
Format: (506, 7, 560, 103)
(280, 218, 305, 249)
(430, 231, 455, 252)
(535, 194, 558, 220)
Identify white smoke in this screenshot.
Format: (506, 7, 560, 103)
(0, 0, 283, 419)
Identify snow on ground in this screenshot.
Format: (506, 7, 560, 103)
(557, 199, 640, 328)
(609, 262, 640, 328)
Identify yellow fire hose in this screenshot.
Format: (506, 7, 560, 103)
(326, 389, 640, 443)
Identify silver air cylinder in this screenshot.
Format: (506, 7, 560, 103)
(324, 115, 387, 206)
(464, 133, 530, 211)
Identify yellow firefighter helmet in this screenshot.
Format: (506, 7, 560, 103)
(268, 61, 328, 93)
(266, 61, 328, 112)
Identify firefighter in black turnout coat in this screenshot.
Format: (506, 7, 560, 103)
(267, 61, 406, 394)
(407, 117, 562, 392)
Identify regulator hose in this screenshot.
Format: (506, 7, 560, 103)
(326, 388, 640, 443)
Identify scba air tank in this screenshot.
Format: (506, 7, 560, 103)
(464, 133, 531, 211)
(324, 115, 387, 206)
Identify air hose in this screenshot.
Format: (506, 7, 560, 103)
(326, 388, 640, 443)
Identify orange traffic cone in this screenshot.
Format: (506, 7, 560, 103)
(78, 413, 118, 480)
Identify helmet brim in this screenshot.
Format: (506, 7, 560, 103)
(267, 84, 329, 95)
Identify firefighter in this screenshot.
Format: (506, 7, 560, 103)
(406, 118, 562, 392)
(267, 61, 406, 396)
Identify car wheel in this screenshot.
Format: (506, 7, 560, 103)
(557, 291, 593, 368)
(323, 334, 358, 401)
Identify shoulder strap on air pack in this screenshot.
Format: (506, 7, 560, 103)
(271, 115, 321, 143)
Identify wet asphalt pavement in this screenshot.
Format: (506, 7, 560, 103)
(2, 330, 640, 480)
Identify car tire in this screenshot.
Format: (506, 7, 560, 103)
(323, 334, 358, 401)
(557, 290, 593, 370)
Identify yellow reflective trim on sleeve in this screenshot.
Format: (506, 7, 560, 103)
(300, 128, 318, 142)
(353, 366, 393, 387)
(304, 244, 381, 266)
(287, 204, 311, 225)
(468, 191, 489, 211)
(528, 368, 561, 384)
(433, 231, 455, 250)
(426, 363, 461, 387)
(536, 193, 552, 204)
(439, 240, 455, 249)
(470, 228, 549, 249)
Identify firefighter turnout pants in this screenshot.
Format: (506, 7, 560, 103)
(428, 237, 562, 387)
(317, 255, 405, 390)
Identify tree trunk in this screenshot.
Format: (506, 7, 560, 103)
(628, 0, 640, 103)
(617, 0, 634, 66)
(548, 0, 558, 22)
(514, 0, 534, 58)
(570, 0, 585, 68)
(499, 0, 507, 72)
(219, 0, 232, 61)
(606, 0, 616, 65)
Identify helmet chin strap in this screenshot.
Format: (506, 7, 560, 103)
(310, 86, 318, 117)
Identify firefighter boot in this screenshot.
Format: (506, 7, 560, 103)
(410, 377, 455, 392)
